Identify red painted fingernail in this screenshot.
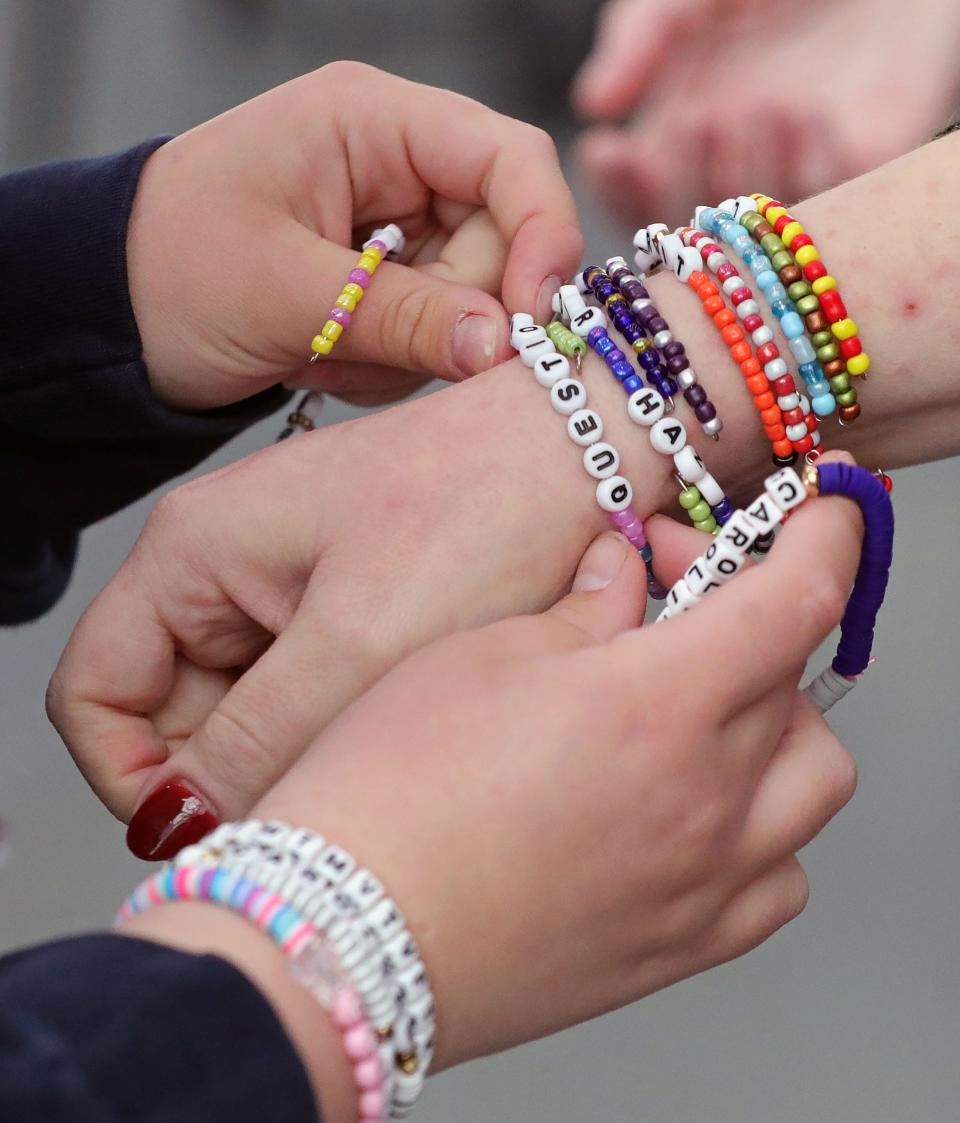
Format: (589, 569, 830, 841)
(126, 780, 219, 861)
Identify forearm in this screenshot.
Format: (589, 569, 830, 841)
(122, 905, 354, 1122)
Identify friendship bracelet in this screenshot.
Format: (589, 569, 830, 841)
(546, 292, 734, 536)
(746, 195, 867, 424)
(118, 866, 388, 1122)
(309, 224, 405, 360)
(692, 205, 835, 426)
(667, 224, 818, 462)
(196, 821, 434, 1119)
(655, 462, 894, 713)
(118, 820, 435, 1122)
(510, 313, 667, 598)
(580, 262, 723, 438)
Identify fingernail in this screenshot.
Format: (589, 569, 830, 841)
(452, 314, 498, 378)
(572, 532, 629, 593)
(126, 780, 219, 862)
(536, 275, 564, 324)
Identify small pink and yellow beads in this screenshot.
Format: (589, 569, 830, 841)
(310, 223, 404, 359)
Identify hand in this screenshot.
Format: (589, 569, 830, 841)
(248, 497, 860, 1076)
(129, 61, 582, 411)
(47, 337, 781, 857)
(573, 0, 960, 224)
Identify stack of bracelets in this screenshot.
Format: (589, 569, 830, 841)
(152, 205, 890, 1117)
(119, 820, 434, 1122)
(515, 191, 893, 707)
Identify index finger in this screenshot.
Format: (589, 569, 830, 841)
(642, 485, 865, 717)
(345, 68, 584, 318)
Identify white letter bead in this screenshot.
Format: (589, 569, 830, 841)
(633, 247, 659, 275)
(692, 205, 711, 232)
(627, 387, 665, 426)
(659, 232, 683, 270)
(570, 306, 607, 338)
(583, 441, 620, 479)
(518, 336, 554, 367)
(655, 606, 673, 624)
(606, 255, 629, 274)
(533, 352, 570, 388)
(717, 197, 736, 216)
(744, 492, 785, 533)
(559, 284, 586, 322)
(682, 557, 722, 598)
(511, 322, 546, 348)
(510, 312, 535, 336)
(751, 325, 773, 347)
(596, 475, 633, 512)
(667, 578, 701, 614)
(575, 271, 591, 294)
(703, 539, 745, 582)
(736, 299, 760, 320)
(764, 466, 807, 512)
(673, 444, 707, 482)
(649, 417, 687, 454)
(567, 408, 603, 446)
(550, 292, 563, 317)
(735, 195, 759, 219)
(696, 470, 724, 506)
(718, 509, 760, 554)
(675, 245, 703, 283)
(550, 377, 587, 415)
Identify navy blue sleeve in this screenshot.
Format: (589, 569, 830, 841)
(0, 139, 290, 624)
(0, 933, 318, 1123)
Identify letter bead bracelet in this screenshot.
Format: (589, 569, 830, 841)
(118, 820, 434, 1122)
(656, 461, 894, 712)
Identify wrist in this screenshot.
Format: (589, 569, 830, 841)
(122, 903, 358, 1122)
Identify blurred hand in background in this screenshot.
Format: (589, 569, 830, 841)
(573, 0, 960, 224)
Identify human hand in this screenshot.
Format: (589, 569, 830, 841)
(574, 0, 960, 224)
(248, 495, 860, 1073)
(128, 61, 582, 411)
(48, 328, 786, 859)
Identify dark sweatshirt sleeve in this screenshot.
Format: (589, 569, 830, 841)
(0, 139, 290, 624)
(0, 933, 318, 1123)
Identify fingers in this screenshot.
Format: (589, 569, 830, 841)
(698, 855, 810, 971)
(643, 484, 864, 717)
(547, 532, 648, 645)
(368, 72, 583, 318)
(284, 228, 511, 382)
(572, 0, 672, 120)
(737, 692, 858, 871)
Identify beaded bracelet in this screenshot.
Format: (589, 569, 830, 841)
(196, 821, 434, 1119)
(279, 224, 404, 442)
(510, 313, 666, 598)
(543, 294, 734, 536)
(693, 203, 838, 427)
(118, 865, 389, 1121)
(745, 195, 867, 424)
(309, 224, 405, 360)
(587, 260, 724, 439)
(655, 462, 894, 713)
(657, 224, 814, 463)
(118, 820, 435, 1122)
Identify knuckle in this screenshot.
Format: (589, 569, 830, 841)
(317, 59, 375, 86)
(797, 576, 847, 639)
(824, 742, 859, 815)
(379, 285, 436, 372)
(778, 861, 811, 925)
(44, 670, 66, 730)
(201, 707, 278, 810)
(524, 123, 559, 162)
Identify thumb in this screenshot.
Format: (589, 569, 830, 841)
(547, 532, 648, 644)
(285, 236, 511, 383)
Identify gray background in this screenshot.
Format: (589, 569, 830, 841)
(1, 2, 958, 1120)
